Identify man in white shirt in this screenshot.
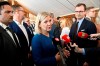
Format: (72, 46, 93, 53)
(9, 5, 34, 66)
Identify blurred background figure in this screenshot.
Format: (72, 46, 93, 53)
(85, 6, 96, 21)
(60, 17, 73, 37)
(24, 17, 34, 35)
(9, 5, 34, 66)
(95, 10, 100, 47)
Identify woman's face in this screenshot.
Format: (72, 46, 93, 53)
(60, 19, 65, 29)
(39, 16, 53, 32)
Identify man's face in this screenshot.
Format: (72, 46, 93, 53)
(0, 5, 13, 25)
(75, 5, 86, 20)
(88, 8, 96, 18)
(17, 7, 26, 20)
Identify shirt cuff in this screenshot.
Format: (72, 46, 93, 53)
(82, 48, 85, 55)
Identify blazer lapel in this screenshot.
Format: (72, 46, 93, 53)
(0, 26, 17, 47)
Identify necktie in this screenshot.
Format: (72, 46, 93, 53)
(75, 22, 79, 34)
(6, 27, 20, 47)
(73, 22, 79, 41)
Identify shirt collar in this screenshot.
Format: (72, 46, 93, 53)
(13, 20, 24, 25)
(78, 18, 84, 25)
(0, 22, 8, 29)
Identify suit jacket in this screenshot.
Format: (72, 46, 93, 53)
(69, 18, 97, 48)
(0, 26, 20, 66)
(9, 21, 33, 61)
(85, 48, 100, 66)
(68, 18, 98, 66)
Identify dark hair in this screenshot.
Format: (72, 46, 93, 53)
(57, 17, 61, 20)
(75, 3, 86, 11)
(0, 1, 10, 12)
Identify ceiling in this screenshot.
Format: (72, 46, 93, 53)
(16, 0, 100, 17)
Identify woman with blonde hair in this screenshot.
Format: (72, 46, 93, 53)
(60, 17, 73, 39)
(32, 12, 70, 66)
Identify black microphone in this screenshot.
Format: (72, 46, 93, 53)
(54, 38, 67, 66)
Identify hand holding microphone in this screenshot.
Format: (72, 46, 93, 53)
(70, 43, 84, 54)
(61, 34, 72, 50)
(90, 33, 100, 39)
(78, 32, 100, 40)
(55, 38, 70, 58)
(55, 37, 70, 66)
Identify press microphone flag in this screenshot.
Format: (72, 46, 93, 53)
(78, 32, 100, 40)
(78, 32, 89, 39)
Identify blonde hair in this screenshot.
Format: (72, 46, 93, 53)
(60, 17, 73, 29)
(96, 10, 100, 24)
(35, 12, 51, 34)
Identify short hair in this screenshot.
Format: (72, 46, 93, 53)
(12, 5, 21, 12)
(86, 6, 95, 11)
(50, 13, 54, 18)
(75, 3, 86, 11)
(0, 1, 10, 12)
(35, 12, 52, 34)
(57, 17, 61, 20)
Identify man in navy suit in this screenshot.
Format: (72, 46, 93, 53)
(9, 5, 34, 66)
(0, 1, 21, 66)
(68, 3, 98, 66)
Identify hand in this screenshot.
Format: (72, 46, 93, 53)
(89, 33, 100, 40)
(55, 52, 61, 62)
(62, 47, 70, 58)
(83, 62, 89, 66)
(90, 33, 100, 38)
(70, 43, 83, 53)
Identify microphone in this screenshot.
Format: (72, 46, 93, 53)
(54, 38, 67, 66)
(78, 32, 89, 39)
(61, 34, 71, 44)
(61, 34, 71, 50)
(78, 32, 100, 40)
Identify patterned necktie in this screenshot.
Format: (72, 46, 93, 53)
(6, 27, 20, 47)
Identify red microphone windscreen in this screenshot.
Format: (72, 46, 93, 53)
(61, 34, 70, 43)
(78, 32, 89, 38)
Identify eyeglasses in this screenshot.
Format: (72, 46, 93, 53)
(75, 11, 85, 13)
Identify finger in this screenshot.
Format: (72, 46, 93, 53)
(67, 45, 71, 50)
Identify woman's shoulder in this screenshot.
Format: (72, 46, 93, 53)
(32, 34, 41, 40)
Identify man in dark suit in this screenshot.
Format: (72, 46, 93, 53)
(71, 33, 100, 66)
(0, 1, 21, 66)
(9, 5, 34, 66)
(69, 3, 98, 66)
